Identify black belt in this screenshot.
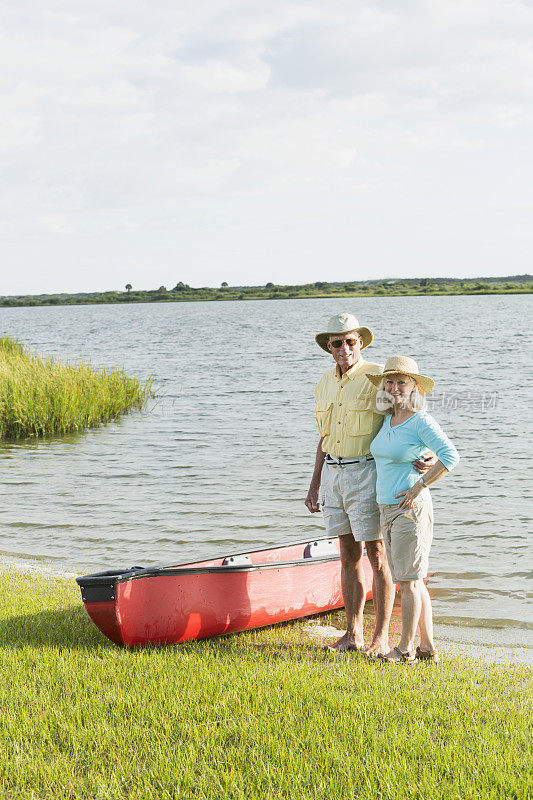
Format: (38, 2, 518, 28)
(325, 454, 374, 466)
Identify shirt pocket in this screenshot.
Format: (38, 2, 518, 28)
(346, 395, 375, 437)
(315, 403, 333, 436)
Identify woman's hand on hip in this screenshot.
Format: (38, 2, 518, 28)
(395, 482, 423, 510)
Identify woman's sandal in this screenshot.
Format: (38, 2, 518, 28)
(415, 646, 440, 663)
(378, 646, 416, 663)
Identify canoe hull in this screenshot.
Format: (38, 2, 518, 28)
(78, 537, 374, 647)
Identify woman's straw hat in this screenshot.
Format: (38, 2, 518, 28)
(315, 313, 373, 353)
(365, 355, 435, 395)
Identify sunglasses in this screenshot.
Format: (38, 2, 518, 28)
(329, 337, 360, 349)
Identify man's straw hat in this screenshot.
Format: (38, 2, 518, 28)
(365, 355, 435, 395)
(315, 313, 373, 353)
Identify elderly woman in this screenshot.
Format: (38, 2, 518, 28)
(366, 356, 459, 663)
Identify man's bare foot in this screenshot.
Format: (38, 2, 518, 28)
(324, 631, 364, 652)
(364, 636, 390, 658)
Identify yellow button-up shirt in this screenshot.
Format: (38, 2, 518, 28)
(314, 358, 384, 458)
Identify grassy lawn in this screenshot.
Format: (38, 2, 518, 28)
(0, 567, 531, 800)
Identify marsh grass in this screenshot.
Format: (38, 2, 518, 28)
(0, 567, 531, 800)
(0, 337, 152, 439)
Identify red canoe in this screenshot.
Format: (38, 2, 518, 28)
(76, 535, 374, 647)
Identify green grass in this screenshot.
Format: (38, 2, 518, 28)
(0, 337, 152, 439)
(0, 567, 531, 800)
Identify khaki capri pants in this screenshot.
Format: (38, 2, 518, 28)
(379, 497, 433, 582)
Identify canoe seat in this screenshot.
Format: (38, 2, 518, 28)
(222, 554, 253, 567)
(304, 540, 338, 559)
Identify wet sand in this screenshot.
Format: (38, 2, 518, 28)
(310, 600, 533, 665)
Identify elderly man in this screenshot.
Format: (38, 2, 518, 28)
(305, 313, 432, 656)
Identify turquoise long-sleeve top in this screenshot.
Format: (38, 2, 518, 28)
(370, 411, 460, 504)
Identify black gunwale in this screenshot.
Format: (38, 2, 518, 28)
(76, 533, 343, 589)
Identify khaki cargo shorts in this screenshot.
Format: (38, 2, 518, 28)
(319, 459, 382, 542)
(379, 497, 433, 582)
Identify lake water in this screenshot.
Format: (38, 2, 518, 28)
(0, 295, 531, 661)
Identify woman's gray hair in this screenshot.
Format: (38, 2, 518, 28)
(375, 378, 427, 414)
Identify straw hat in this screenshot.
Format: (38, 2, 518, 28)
(315, 313, 373, 353)
(365, 356, 435, 395)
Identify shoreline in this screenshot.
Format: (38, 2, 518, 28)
(0, 287, 531, 310)
(0, 277, 531, 309)
(2, 554, 531, 665)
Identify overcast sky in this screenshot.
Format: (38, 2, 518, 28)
(1, 0, 532, 294)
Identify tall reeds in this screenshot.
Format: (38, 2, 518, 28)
(0, 337, 152, 439)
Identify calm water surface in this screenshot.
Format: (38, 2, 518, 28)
(0, 296, 531, 659)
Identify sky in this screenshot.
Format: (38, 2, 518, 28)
(1, 0, 532, 295)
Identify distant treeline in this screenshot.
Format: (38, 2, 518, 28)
(1, 275, 531, 307)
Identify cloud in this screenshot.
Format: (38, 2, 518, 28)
(0, 0, 532, 291)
